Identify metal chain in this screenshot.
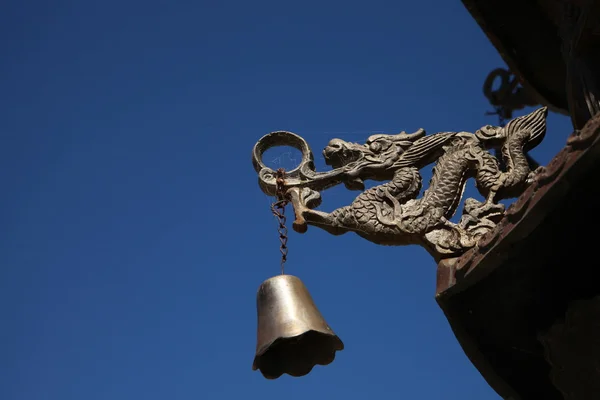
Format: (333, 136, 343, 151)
(270, 168, 289, 274)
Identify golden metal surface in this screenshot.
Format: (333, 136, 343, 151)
(252, 275, 344, 379)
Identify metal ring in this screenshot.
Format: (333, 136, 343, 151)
(252, 131, 314, 176)
(252, 131, 317, 196)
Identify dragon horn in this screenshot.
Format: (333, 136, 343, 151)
(367, 129, 426, 144)
(391, 128, 426, 141)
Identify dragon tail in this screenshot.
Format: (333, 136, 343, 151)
(504, 106, 548, 152)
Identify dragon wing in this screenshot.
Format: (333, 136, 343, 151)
(394, 131, 458, 168)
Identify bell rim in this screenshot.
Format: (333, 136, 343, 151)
(252, 329, 344, 370)
(252, 349, 341, 379)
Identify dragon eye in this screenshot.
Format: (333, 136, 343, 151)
(369, 142, 381, 152)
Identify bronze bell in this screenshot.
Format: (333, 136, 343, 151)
(252, 274, 344, 379)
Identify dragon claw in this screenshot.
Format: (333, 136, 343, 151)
(526, 166, 546, 184)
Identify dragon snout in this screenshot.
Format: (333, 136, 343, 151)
(324, 138, 343, 150)
(323, 138, 370, 168)
(323, 139, 345, 159)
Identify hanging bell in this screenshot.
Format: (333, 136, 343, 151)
(252, 274, 344, 379)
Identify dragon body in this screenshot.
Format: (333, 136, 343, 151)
(287, 107, 548, 257)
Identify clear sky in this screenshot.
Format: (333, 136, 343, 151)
(1, 1, 572, 399)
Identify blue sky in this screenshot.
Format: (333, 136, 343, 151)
(1, 1, 572, 399)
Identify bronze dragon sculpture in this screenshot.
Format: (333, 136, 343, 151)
(252, 107, 548, 260)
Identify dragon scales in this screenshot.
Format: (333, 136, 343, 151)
(252, 107, 548, 260)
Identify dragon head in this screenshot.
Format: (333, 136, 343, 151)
(323, 139, 374, 168)
(323, 129, 426, 170)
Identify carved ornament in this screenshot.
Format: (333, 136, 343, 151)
(252, 108, 549, 261)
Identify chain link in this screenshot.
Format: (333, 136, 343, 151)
(270, 168, 289, 274)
